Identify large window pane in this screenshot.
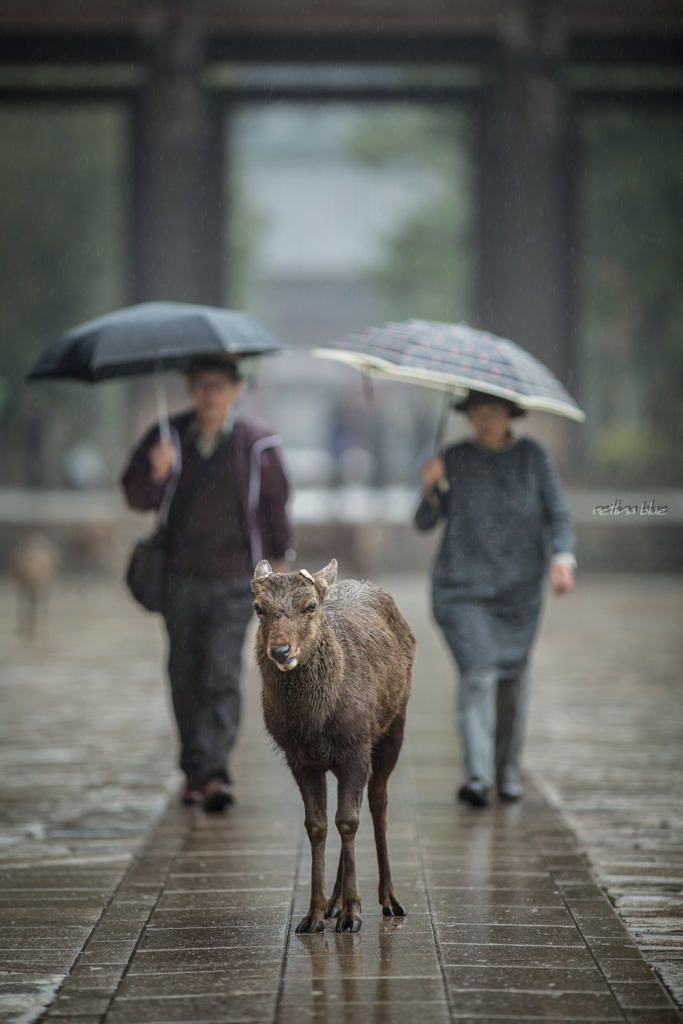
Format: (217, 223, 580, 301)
(0, 103, 131, 486)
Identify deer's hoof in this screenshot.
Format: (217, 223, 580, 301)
(382, 900, 407, 917)
(326, 900, 342, 919)
(336, 912, 362, 933)
(295, 915, 326, 934)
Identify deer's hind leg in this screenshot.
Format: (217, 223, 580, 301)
(369, 708, 407, 917)
(326, 849, 343, 920)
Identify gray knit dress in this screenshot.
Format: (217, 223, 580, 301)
(415, 437, 575, 676)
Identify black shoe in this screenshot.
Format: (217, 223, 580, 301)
(457, 781, 490, 807)
(203, 777, 235, 812)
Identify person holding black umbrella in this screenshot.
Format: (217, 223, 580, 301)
(121, 355, 293, 811)
(415, 390, 575, 808)
(27, 302, 291, 812)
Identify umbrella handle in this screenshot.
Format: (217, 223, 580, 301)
(434, 391, 452, 452)
(155, 371, 171, 446)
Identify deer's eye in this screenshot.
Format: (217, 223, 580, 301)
(304, 600, 317, 613)
(254, 602, 264, 615)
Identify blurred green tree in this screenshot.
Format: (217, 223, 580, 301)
(580, 108, 683, 483)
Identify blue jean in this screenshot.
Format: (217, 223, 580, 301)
(456, 668, 529, 788)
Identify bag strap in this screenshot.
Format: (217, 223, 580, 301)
(162, 433, 232, 544)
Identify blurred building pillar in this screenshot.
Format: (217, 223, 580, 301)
(475, 0, 573, 388)
(134, 11, 223, 305)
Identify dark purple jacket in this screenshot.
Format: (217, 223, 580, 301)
(121, 411, 293, 570)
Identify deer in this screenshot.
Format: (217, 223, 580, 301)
(10, 533, 61, 639)
(251, 558, 416, 934)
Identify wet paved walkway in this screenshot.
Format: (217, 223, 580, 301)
(526, 574, 683, 1012)
(0, 573, 681, 1023)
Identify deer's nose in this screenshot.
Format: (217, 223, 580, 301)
(270, 644, 291, 664)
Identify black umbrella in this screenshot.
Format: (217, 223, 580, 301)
(26, 301, 286, 442)
(27, 302, 285, 382)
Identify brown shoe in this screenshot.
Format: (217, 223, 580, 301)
(203, 777, 235, 812)
(181, 781, 203, 806)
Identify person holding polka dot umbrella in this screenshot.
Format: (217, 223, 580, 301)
(314, 319, 583, 808)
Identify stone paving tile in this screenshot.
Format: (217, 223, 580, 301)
(116, 969, 280, 999)
(437, 924, 586, 946)
(625, 1013, 683, 1024)
(157, 891, 293, 912)
(448, 989, 623, 1017)
(105, 994, 275, 1023)
(127, 946, 285, 975)
(145, 909, 292, 931)
(442, 965, 612, 991)
(599, 958, 664, 983)
(139, 928, 287, 951)
(430, 888, 567, 909)
(0, 955, 76, 972)
(277, 1006, 451, 1024)
(49, 994, 112, 1016)
(282, 977, 446, 1000)
(611, 981, 678, 1008)
(41, 1016, 103, 1024)
(164, 872, 294, 891)
(283, 949, 443, 980)
(438, 943, 599, 970)
(434, 906, 575, 927)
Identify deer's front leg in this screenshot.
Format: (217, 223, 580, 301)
(335, 766, 368, 933)
(293, 768, 328, 934)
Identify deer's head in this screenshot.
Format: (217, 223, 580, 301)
(251, 559, 338, 672)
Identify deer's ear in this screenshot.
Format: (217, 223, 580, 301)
(252, 560, 273, 591)
(313, 559, 338, 593)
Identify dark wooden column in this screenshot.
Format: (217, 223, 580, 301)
(134, 12, 223, 305)
(475, 0, 573, 387)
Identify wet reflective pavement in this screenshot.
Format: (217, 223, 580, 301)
(0, 583, 177, 1023)
(0, 574, 681, 1023)
(527, 574, 683, 1012)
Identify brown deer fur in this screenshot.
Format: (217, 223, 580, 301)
(252, 558, 416, 934)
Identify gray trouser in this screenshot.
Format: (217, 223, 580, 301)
(163, 574, 254, 785)
(456, 668, 529, 788)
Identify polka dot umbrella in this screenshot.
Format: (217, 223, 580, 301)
(313, 319, 585, 422)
